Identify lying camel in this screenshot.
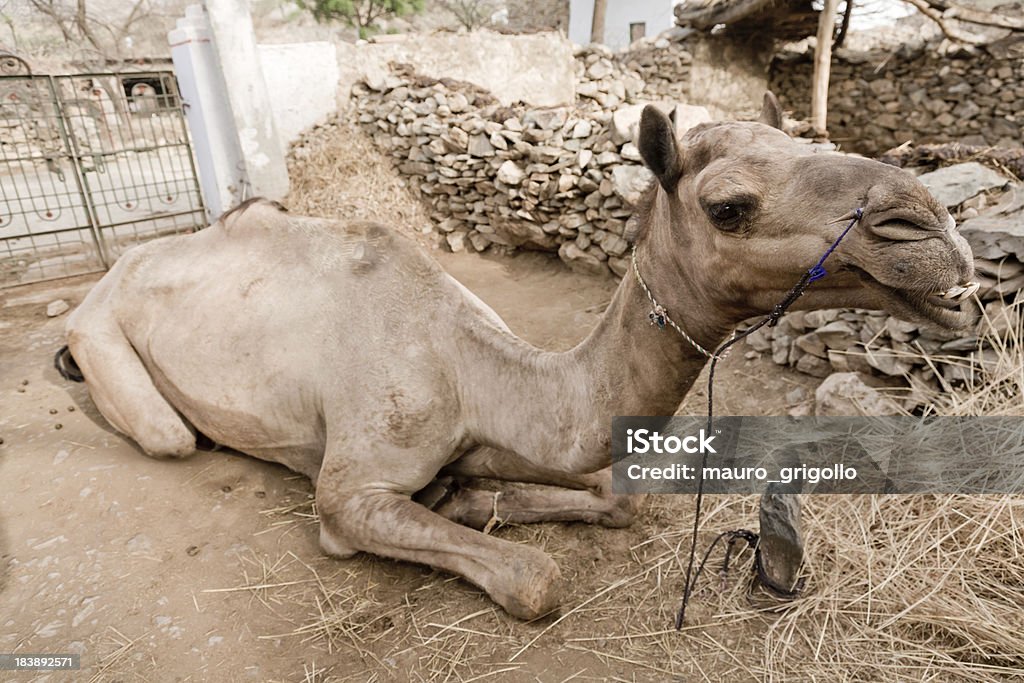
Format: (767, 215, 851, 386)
(57, 96, 977, 619)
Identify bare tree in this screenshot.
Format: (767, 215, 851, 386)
(0, 0, 20, 49)
(437, 0, 497, 29)
(26, 0, 151, 59)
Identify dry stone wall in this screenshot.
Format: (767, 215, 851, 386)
(770, 37, 1024, 155)
(347, 55, 710, 277)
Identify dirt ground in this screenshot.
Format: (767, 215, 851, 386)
(0, 247, 818, 682)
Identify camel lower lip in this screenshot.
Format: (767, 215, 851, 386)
(852, 267, 975, 329)
(926, 294, 964, 310)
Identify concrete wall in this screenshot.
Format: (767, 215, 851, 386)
(258, 42, 340, 151)
(569, 0, 676, 50)
(205, 0, 289, 200)
(568, 0, 594, 46)
(335, 30, 576, 108)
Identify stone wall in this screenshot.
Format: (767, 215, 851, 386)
(770, 37, 1024, 155)
(334, 30, 578, 108)
(506, 0, 570, 34)
(343, 54, 711, 276)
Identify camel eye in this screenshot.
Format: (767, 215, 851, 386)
(708, 202, 745, 227)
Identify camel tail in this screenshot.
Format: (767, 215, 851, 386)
(54, 345, 84, 382)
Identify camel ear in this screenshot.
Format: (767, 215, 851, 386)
(758, 91, 784, 130)
(638, 105, 683, 191)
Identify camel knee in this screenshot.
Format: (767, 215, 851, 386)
(133, 422, 196, 459)
(316, 490, 386, 558)
(588, 468, 642, 528)
(318, 524, 358, 559)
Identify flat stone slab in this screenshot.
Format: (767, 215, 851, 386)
(918, 162, 1009, 208)
(960, 212, 1024, 240)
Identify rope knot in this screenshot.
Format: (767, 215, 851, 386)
(649, 304, 667, 329)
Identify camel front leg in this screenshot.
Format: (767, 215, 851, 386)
(438, 447, 642, 528)
(66, 320, 196, 458)
(315, 452, 563, 620)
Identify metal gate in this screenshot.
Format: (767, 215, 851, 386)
(0, 68, 205, 287)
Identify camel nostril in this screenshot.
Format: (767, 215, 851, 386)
(894, 261, 910, 274)
(868, 218, 937, 242)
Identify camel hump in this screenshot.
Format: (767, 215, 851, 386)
(217, 197, 288, 234)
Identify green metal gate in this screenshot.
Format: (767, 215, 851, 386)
(0, 69, 205, 287)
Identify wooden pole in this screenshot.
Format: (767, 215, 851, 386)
(590, 0, 607, 43)
(811, 0, 839, 137)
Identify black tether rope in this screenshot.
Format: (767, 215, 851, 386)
(675, 208, 863, 629)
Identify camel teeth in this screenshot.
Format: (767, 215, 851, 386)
(942, 285, 967, 300)
(956, 281, 980, 301)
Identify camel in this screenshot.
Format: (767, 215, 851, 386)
(57, 95, 978, 619)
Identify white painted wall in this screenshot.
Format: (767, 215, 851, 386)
(335, 30, 576, 107)
(568, 0, 594, 47)
(569, 0, 677, 50)
(258, 42, 340, 151)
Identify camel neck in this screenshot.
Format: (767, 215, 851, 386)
(573, 254, 725, 416)
(460, 241, 733, 474)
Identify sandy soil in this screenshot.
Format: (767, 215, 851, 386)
(0, 247, 817, 682)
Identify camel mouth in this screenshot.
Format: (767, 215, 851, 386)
(849, 267, 979, 330)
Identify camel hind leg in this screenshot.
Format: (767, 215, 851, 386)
(66, 319, 196, 458)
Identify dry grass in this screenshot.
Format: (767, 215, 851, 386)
(267, 121, 1024, 681)
(906, 298, 1024, 417)
(285, 109, 435, 245)
(240, 487, 1024, 681)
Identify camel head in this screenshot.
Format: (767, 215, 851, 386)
(631, 93, 978, 346)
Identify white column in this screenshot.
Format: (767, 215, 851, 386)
(203, 0, 290, 200)
(169, 4, 246, 220)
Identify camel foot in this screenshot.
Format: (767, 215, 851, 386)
(491, 549, 562, 620)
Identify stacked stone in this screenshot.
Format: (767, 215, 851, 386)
(620, 37, 694, 102)
(746, 162, 1023, 397)
(573, 44, 645, 111)
(350, 68, 669, 277)
(770, 38, 1024, 155)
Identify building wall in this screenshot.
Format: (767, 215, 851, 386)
(257, 42, 340, 152)
(568, 0, 676, 49)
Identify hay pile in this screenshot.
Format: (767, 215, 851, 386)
(285, 111, 435, 248)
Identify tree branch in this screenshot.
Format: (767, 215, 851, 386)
(833, 0, 853, 49)
(900, 0, 990, 44)
(939, 4, 1023, 30)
